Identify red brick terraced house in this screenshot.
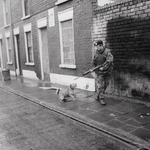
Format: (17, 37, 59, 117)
(0, 0, 98, 91)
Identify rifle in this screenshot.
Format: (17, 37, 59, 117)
(74, 62, 107, 80)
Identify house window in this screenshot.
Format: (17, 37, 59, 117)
(24, 24, 34, 65)
(6, 37, 12, 63)
(24, 0, 29, 16)
(26, 32, 33, 63)
(22, 0, 30, 17)
(2, 0, 9, 25)
(58, 8, 76, 69)
(61, 20, 74, 65)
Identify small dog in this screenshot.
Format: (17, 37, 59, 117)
(56, 83, 77, 102)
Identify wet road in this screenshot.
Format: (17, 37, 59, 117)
(0, 88, 136, 150)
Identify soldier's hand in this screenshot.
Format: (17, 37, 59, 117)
(99, 67, 103, 71)
(89, 69, 93, 73)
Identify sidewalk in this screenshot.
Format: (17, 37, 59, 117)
(0, 75, 150, 149)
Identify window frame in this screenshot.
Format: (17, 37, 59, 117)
(58, 7, 76, 69)
(0, 35, 4, 68)
(2, 0, 9, 26)
(21, 0, 30, 20)
(23, 23, 34, 66)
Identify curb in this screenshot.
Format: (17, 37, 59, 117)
(0, 85, 150, 150)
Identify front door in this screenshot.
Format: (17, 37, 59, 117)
(14, 34, 22, 76)
(39, 27, 50, 81)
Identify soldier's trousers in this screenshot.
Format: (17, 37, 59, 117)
(95, 73, 110, 100)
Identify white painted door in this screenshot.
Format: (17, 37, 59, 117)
(14, 34, 21, 76)
(39, 27, 50, 81)
(0, 40, 3, 69)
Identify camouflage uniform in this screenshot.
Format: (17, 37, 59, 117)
(92, 42, 113, 103)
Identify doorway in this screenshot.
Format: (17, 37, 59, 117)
(0, 40, 3, 69)
(38, 27, 50, 81)
(14, 34, 22, 76)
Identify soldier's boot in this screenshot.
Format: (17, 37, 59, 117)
(100, 99, 106, 105)
(95, 95, 100, 102)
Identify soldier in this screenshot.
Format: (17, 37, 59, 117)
(91, 40, 113, 105)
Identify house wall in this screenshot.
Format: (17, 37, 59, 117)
(92, 0, 150, 100)
(0, 0, 96, 90)
(0, 0, 4, 28)
(49, 0, 94, 75)
(9, 0, 56, 79)
(48, 0, 96, 90)
(0, 28, 8, 69)
(0, 0, 14, 71)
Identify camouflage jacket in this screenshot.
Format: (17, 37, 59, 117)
(92, 48, 113, 75)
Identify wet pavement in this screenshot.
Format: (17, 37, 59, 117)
(0, 75, 150, 149)
(0, 88, 136, 150)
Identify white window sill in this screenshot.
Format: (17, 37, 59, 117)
(7, 62, 13, 65)
(25, 62, 35, 66)
(4, 24, 11, 28)
(59, 64, 76, 69)
(55, 0, 71, 5)
(21, 15, 31, 20)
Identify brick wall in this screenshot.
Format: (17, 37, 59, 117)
(10, 0, 22, 23)
(92, 0, 150, 101)
(12, 10, 50, 79)
(48, 0, 94, 77)
(11, 0, 95, 79)
(0, 0, 56, 77)
(10, 0, 56, 24)
(0, 0, 95, 80)
(0, 0, 14, 70)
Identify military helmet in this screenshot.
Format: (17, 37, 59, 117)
(94, 40, 103, 46)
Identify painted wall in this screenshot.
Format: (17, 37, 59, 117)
(92, 0, 150, 101)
